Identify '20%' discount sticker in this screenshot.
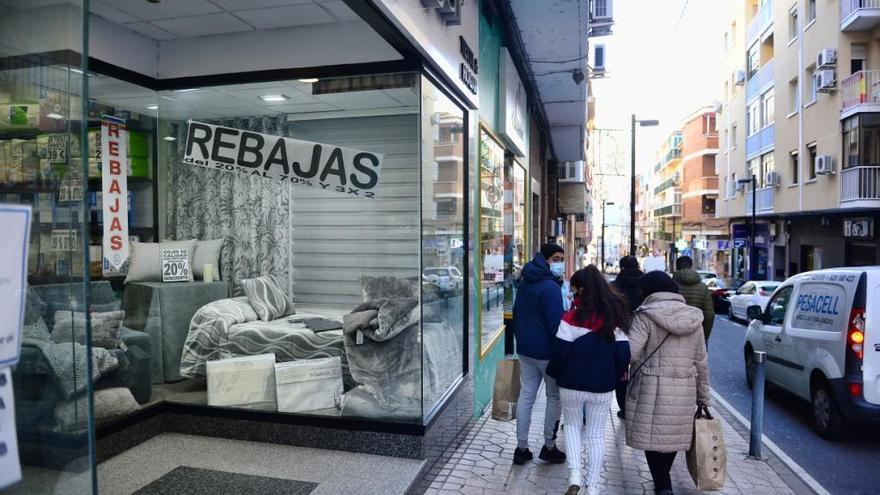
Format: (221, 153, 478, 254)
(161, 248, 190, 282)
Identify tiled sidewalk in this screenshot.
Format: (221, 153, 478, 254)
(425, 388, 805, 495)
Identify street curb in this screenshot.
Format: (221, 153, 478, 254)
(710, 388, 832, 495)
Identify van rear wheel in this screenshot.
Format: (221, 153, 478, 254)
(811, 378, 847, 441)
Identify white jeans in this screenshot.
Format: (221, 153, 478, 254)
(560, 388, 613, 487)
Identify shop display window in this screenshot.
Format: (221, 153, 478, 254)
(152, 72, 464, 422)
(477, 129, 506, 356)
(503, 159, 528, 315)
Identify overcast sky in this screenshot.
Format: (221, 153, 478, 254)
(591, 0, 723, 237)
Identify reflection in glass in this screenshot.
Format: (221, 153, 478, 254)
(504, 161, 527, 313)
(421, 78, 465, 417)
(479, 130, 505, 354)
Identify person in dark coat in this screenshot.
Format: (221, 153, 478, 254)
(610, 255, 644, 418)
(511, 243, 567, 465)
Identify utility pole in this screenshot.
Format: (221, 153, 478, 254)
(630, 115, 659, 256)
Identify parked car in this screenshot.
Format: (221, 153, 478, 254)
(706, 277, 742, 314)
(727, 280, 782, 321)
(744, 268, 880, 439)
(697, 270, 718, 281)
(423, 266, 464, 292)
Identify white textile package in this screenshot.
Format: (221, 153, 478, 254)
(206, 353, 276, 410)
(275, 357, 343, 414)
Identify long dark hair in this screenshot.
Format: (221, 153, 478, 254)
(569, 265, 631, 341)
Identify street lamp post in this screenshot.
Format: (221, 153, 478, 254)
(601, 201, 615, 273)
(630, 115, 659, 256)
(738, 175, 758, 280)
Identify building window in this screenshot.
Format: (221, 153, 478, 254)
(731, 123, 738, 146)
(852, 43, 867, 76)
(702, 196, 717, 215)
(790, 151, 799, 184)
(761, 152, 775, 187)
(789, 77, 799, 114)
(789, 5, 798, 41)
(807, 0, 816, 24)
(807, 65, 818, 105)
(807, 143, 817, 180)
(761, 89, 775, 128)
(731, 172, 738, 197)
(747, 100, 761, 136)
(747, 45, 760, 78)
(844, 116, 859, 169)
(748, 157, 761, 184)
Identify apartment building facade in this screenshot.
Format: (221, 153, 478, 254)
(649, 132, 684, 265)
(680, 108, 729, 277)
(718, 0, 880, 281)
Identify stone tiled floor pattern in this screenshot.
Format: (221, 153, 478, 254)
(426, 388, 799, 495)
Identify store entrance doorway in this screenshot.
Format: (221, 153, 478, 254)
(845, 242, 876, 266)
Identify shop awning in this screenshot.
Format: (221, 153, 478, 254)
(507, 0, 591, 162)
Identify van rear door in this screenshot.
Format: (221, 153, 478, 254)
(864, 273, 880, 405)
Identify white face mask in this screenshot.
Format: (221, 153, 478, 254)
(549, 261, 565, 277)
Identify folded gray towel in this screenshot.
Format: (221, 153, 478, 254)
(303, 318, 344, 333)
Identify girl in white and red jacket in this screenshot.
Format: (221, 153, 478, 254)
(548, 265, 631, 495)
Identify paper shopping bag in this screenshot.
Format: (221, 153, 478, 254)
(491, 357, 521, 421)
(686, 406, 727, 491)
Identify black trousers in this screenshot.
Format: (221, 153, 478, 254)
(615, 379, 628, 414)
(645, 450, 678, 493)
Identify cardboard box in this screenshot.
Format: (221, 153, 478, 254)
(207, 354, 277, 410)
(274, 357, 344, 414)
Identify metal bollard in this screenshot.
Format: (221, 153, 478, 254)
(749, 350, 767, 458)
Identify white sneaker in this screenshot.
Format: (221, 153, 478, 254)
(568, 470, 582, 490)
(586, 486, 600, 495)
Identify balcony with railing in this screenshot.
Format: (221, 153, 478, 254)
(745, 186, 775, 214)
(654, 176, 679, 195)
(747, 0, 773, 44)
(654, 203, 682, 218)
(840, 70, 880, 118)
(746, 123, 775, 158)
(841, 165, 880, 207)
(746, 59, 774, 101)
(841, 0, 880, 31)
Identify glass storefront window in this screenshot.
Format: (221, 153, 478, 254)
(478, 128, 505, 356)
(503, 159, 527, 317)
(420, 77, 465, 418)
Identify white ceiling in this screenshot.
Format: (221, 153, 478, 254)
(0, 0, 360, 41)
(86, 72, 419, 120)
(508, 0, 590, 162)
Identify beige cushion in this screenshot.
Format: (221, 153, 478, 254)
(124, 240, 196, 283)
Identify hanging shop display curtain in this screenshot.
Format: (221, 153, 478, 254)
(164, 115, 290, 295)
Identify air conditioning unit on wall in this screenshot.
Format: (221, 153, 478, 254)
(734, 70, 746, 85)
(765, 171, 780, 186)
(815, 70, 837, 92)
(817, 48, 837, 69)
(815, 155, 835, 175)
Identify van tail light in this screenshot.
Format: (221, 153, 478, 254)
(849, 307, 866, 361)
(849, 382, 863, 397)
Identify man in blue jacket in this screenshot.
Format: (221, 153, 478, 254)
(511, 243, 567, 465)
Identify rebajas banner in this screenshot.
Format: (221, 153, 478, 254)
(183, 121, 383, 198)
(101, 115, 129, 272)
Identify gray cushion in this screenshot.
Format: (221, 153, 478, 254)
(192, 239, 224, 281)
(360, 275, 416, 303)
(125, 240, 196, 283)
(241, 276, 294, 322)
(52, 310, 125, 349)
(54, 387, 140, 432)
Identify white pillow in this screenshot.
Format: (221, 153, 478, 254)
(192, 239, 224, 281)
(124, 240, 196, 283)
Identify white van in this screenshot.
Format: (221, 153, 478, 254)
(743, 267, 880, 440)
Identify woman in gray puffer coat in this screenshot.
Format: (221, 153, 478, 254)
(625, 271, 710, 495)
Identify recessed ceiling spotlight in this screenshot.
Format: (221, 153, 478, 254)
(298, 78, 319, 84)
(173, 88, 201, 93)
(46, 113, 65, 120)
(259, 94, 289, 102)
(146, 104, 158, 110)
(163, 136, 177, 141)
